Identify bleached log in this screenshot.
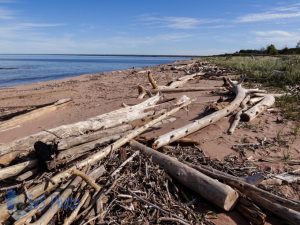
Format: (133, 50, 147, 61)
(0, 95, 191, 223)
(138, 85, 223, 98)
(241, 95, 275, 122)
(0, 98, 72, 132)
(0, 159, 38, 181)
(248, 97, 264, 105)
(153, 80, 248, 149)
(0, 94, 161, 156)
(0, 150, 28, 166)
(228, 95, 250, 134)
(57, 132, 128, 161)
(57, 124, 132, 150)
(130, 140, 239, 211)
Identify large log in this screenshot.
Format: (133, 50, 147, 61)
(57, 124, 132, 150)
(241, 95, 275, 122)
(0, 95, 191, 223)
(130, 140, 239, 211)
(153, 80, 248, 149)
(0, 94, 161, 156)
(56, 132, 128, 164)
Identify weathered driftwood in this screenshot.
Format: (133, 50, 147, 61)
(250, 193, 300, 225)
(57, 124, 132, 150)
(15, 168, 39, 181)
(228, 95, 250, 134)
(0, 150, 28, 166)
(186, 162, 300, 213)
(0, 95, 191, 223)
(0, 94, 161, 156)
(0, 98, 72, 132)
(130, 140, 239, 211)
(13, 166, 105, 225)
(138, 85, 223, 99)
(57, 132, 128, 162)
(237, 197, 266, 225)
(241, 95, 275, 122)
(153, 79, 248, 149)
(0, 159, 38, 181)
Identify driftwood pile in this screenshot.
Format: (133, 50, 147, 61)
(0, 63, 299, 225)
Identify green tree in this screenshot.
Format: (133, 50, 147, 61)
(266, 44, 278, 55)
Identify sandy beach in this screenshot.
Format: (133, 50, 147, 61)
(1, 59, 299, 224)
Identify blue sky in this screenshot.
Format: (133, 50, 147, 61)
(0, 0, 300, 55)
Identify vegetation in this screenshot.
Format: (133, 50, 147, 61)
(202, 55, 300, 120)
(235, 42, 300, 56)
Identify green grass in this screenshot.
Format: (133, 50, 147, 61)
(202, 55, 300, 88)
(201, 55, 300, 120)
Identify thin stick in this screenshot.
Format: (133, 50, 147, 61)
(111, 151, 140, 178)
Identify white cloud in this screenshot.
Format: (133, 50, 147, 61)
(139, 15, 217, 29)
(253, 30, 300, 47)
(238, 3, 300, 22)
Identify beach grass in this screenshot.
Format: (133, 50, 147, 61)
(201, 55, 300, 120)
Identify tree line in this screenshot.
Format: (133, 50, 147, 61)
(235, 41, 300, 56)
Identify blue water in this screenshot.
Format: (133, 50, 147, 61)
(0, 54, 187, 87)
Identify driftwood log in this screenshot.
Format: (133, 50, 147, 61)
(0, 94, 162, 156)
(153, 79, 249, 148)
(0, 159, 38, 181)
(130, 140, 239, 211)
(241, 94, 275, 122)
(186, 162, 300, 225)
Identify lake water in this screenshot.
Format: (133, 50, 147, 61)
(0, 55, 188, 87)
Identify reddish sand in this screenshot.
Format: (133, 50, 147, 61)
(0, 59, 299, 225)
